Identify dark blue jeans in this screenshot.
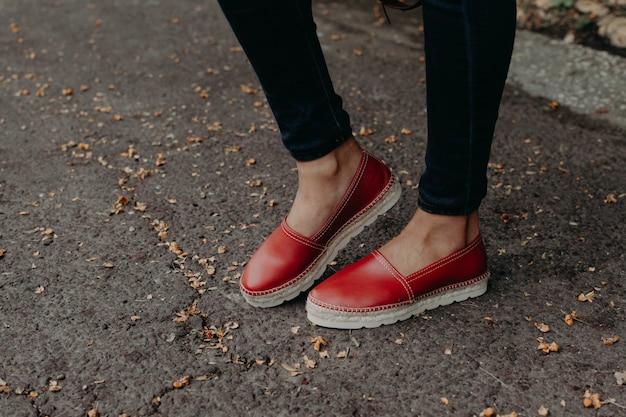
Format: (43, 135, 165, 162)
(218, 0, 516, 216)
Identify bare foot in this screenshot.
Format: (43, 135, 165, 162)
(286, 137, 362, 237)
(378, 209, 480, 276)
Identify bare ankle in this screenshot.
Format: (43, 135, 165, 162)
(378, 209, 481, 276)
(295, 137, 361, 180)
(287, 137, 363, 237)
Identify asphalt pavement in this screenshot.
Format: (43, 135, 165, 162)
(1, 1, 625, 416)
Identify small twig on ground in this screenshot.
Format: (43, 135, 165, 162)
(479, 367, 510, 389)
(604, 398, 626, 409)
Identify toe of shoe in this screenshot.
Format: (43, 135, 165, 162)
(308, 253, 411, 311)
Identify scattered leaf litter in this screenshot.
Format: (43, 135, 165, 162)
(582, 390, 602, 409)
(602, 336, 619, 346)
(564, 311, 577, 326)
(48, 380, 61, 392)
(310, 336, 327, 351)
(172, 375, 190, 389)
(534, 322, 550, 333)
(578, 290, 595, 302)
(537, 338, 559, 353)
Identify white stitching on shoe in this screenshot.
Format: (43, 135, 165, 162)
(281, 220, 325, 251)
(311, 151, 368, 241)
(405, 236, 482, 285)
(372, 250, 414, 302)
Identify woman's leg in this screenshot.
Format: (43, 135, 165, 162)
(220, 0, 402, 307)
(306, 0, 516, 328)
(218, 0, 352, 162)
(218, 0, 364, 237)
(379, 0, 516, 275)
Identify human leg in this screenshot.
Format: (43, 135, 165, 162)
(307, 0, 516, 328)
(218, 0, 401, 306)
(218, 0, 352, 161)
(380, 0, 516, 274)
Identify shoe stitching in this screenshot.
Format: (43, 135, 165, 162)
(281, 220, 325, 251)
(372, 250, 414, 302)
(311, 151, 368, 241)
(405, 236, 483, 285)
(412, 272, 489, 302)
(319, 170, 394, 247)
(308, 295, 411, 313)
(308, 272, 488, 313)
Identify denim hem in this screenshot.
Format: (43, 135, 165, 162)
(288, 130, 353, 162)
(417, 195, 480, 216)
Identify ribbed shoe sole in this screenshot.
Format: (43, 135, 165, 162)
(243, 178, 402, 308)
(306, 272, 489, 329)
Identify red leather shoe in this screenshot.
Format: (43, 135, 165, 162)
(240, 150, 401, 308)
(306, 235, 490, 328)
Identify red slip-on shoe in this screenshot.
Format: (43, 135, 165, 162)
(306, 235, 490, 329)
(240, 150, 401, 308)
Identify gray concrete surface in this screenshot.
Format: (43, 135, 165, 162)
(1, 1, 625, 417)
(510, 30, 626, 129)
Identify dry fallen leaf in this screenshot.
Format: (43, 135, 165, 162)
(303, 355, 316, 369)
(440, 397, 449, 405)
(48, 380, 61, 392)
(310, 335, 327, 351)
(0, 378, 10, 394)
(534, 322, 551, 333)
(578, 290, 595, 302)
(537, 338, 559, 353)
(0, 248, 6, 257)
(564, 311, 577, 326)
(538, 405, 549, 416)
(240, 84, 257, 94)
(120, 145, 136, 158)
(583, 389, 602, 409)
(281, 362, 302, 377)
(86, 408, 99, 417)
(172, 375, 190, 389)
(479, 408, 495, 417)
(615, 371, 626, 385)
(602, 336, 619, 346)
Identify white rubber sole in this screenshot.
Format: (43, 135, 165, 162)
(243, 178, 402, 308)
(306, 272, 489, 329)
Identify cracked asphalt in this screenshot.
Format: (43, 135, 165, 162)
(1, 1, 625, 416)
